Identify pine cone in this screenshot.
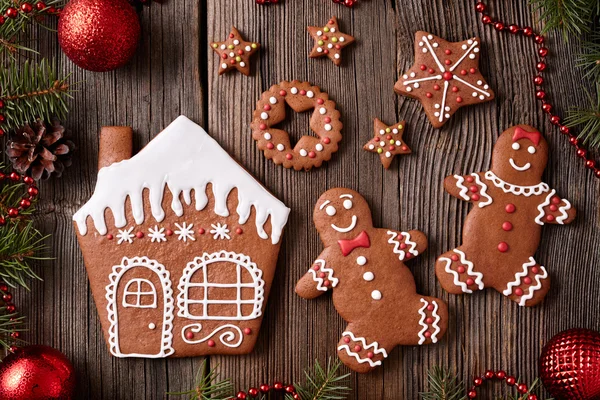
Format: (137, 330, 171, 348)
(6, 119, 76, 180)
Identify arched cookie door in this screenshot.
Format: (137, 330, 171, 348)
(106, 256, 174, 358)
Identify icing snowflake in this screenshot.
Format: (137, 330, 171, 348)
(148, 225, 167, 243)
(116, 227, 134, 244)
(210, 223, 231, 240)
(174, 222, 195, 242)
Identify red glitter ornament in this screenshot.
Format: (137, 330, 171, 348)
(58, 0, 141, 72)
(0, 345, 76, 400)
(540, 328, 600, 400)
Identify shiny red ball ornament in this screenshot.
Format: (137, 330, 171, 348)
(58, 0, 141, 72)
(540, 329, 600, 400)
(0, 345, 76, 400)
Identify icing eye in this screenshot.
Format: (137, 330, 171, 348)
(343, 199, 353, 210)
(325, 205, 337, 216)
(512, 142, 520, 150)
(528, 146, 536, 154)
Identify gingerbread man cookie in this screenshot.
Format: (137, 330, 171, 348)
(436, 125, 576, 307)
(296, 188, 448, 373)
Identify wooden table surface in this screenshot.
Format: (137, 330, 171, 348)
(21, 0, 600, 398)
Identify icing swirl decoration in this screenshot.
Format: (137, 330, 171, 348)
(181, 323, 244, 348)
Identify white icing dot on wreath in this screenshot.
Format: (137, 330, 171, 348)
(479, 95, 485, 100)
(339, 37, 345, 42)
(233, 39, 240, 45)
(385, 151, 391, 158)
(260, 112, 269, 120)
(407, 86, 413, 92)
(419, 41, 424, 47)
(477, 80, 483, 85)
(434, 104, 440, 109)
(427, 34, 433, 39)
(300, 149, 308, 157)
(410, 72, 416, 78)
(291, 87, 298, 94)
(324, 124, 332, 131)
(317, 47, 323, 53)
(414, 83, 420, 88)
(469, 54, 476, 59)
(220, 44, 226, 50)
(422, 48, 428, 53)
(434, 112, 440, 117)
(403, 74, 408, 79)
(462, 44, 467, 50)
(328, 43, 333, 49)
(263, 132, 272, 140)
(277, 144, 284, 151)
(363, 272, 374, 281)
(468, 39, 473, 44)
(379, 141, 385, 146)
(368, 144, 375, 150)
(316, 143, 324, 151)
(334, 54, 340, 59)
(270, 97, 277, 104)
(371, 290, 382, 300)
(245, 46, 251, 52)
(474, 47, 480, 53)
(484, 85, 489, 89)
(472, 92, 478, 97)
(357, 256, 367, 266)
(317, 30, 322, 36)
(240, 62, 246, 67)
(221, 63, 227, 69)
(433, 42, 439, 48)
(307, 91, 314, 98)
(392, 128, 398, 134)
(319, 107, 327, 115)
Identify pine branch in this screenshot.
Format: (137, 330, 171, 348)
(565, 83, 600, 148)
(420, 367, 467, 400)
(530, 0, 597, 39)
(288, 358, 351, 400)
(0, 309, 25, 351)
(166, 359, 234, 400)
(0, 59, 72, 133)
(577, 33, 600, 83)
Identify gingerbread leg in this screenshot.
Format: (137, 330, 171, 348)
(498, 257, 550, 307)
(435, 247, 484, 295)
(337, 323, 391, 374)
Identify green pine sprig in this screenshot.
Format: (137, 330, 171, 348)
(530, 0, 598, 39)
(577, 34, 600, 83)
(0, 309, 25, 350)
(0, 59, 72, 133)
(420, 367, 467, 400)
(286, 359, 352, 400)
(564, 83, 600, 148)
(167, 359, 234, 400)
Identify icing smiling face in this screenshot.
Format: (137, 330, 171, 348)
(491, 125, 548, 186)
(313, 188, 372, 240)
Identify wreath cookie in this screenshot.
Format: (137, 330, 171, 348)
(251, 81, 342, 171)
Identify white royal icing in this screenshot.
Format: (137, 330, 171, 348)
(174, 222, 195, 242)
(454, 175, 470, 201)
(337, 331, 388, 367)
(556, 199, 572, 224)
(148, 226, 167, 243)
(73, 116, 290, 245)
(117, 227, 134, 244)
(439, 249, 484, 293)
(386, 231, 419, 261)
(177, 251, 264, 321)
(209, 222, 230, 240)
(504, 257, 548, 306)
(106, 256, 174, 358)
(181, 323, 243, 348)
(485, 171, 549, 197)
(519, 264, 548, 307)
(503, 257, 535, 296)
(371, 290, 382, 300)
(309, 259, 339, 291)
(535, 190, 555, 225)
(471, 173, 493, 208)
(417, 298, 441, 345)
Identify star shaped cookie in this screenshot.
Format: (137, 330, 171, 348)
(307, 16, 355, 66)
(394, 31, 495, 128)
(210, 27, 260, 76)
(363, 119, 411, 169)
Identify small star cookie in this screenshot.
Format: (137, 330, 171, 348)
(307, 16, 355, 66)
(363, 119, 411, 169)
(210, 26, 260, 76)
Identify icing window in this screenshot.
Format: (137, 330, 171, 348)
(122, 278, 157, 308)
(177, 251, 265, 321)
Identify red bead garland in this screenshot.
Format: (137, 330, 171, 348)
(0, 0, 60, 23)
(236, 382, 299, 399)
(468, 370, 535, 399)
(475, 1, 600, 179)
(0, 172, 38, 226)
(0, 282, 22, 351)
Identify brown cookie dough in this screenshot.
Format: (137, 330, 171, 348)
(210, 26, 260, 76)
(436, 125, 576, 307)
(295, 188, 448, 373)
(307, 16, 355, 66)
(394, 31, 494, 128)
(250, 80, 342, 171)
(363, 118, 411, 169)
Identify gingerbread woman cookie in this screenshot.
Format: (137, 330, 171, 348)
(436, 125, 576, 307)
(296, 188, 448, 373)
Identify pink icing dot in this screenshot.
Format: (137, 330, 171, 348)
(198, 228, 205, 234)
(107, 234, 113, 240)
(551, 196, 561, 204)
(471, 194, 480, 201)
(266, 142, 274, 150)
(523, 277, 532, 285)
(445, 49, 452, 55)
(399, 243, 407, 250)
(424, 331, 432, 338)
(344, 337, 350, 343)
(185, 331, 194, 340)
(324, 280, 331, 287)
(317, 98, 324, 105)
(264, 104, 271, 111)
(308, 151, 316, 158)
(546, 215, 555, 222)
(367, 352, 374, 359)
(312, 265, 320, 270)
(425, 317, 434, 324)
(428, 68, 435, 74)
(324, 117, 331, 123)
(300, 89, 307, 95)
(457, 266, 466, 274)
(354, 345, 362, 352)
(280, 90, 287, 96)
(456, 96, 463, 103)
(466, 176, 474, 183)
(259, 123, 267, 130)
(426, 92, 432, 98)
(243, 328, 252, 335)
(207, 340, 216, 347)
(319, 272, 326, 278)
(420, 64, 427, 70)
(286, 153, 293, 160)
(427, 305, 434, 311)
(470, 68, 476, 73)
(433, 84, 440, 90)
(451, 255, 459, 262)
(532, 266, 539, 274)
(460, 69, 467, 75)
(136, 231, 144, 239)
(444, 59, 452, 65)
(452, 86, 459, 92)
(323, 137, 331, 144)
(514, 288, 524, 296)
(466, 278, 474, 286)
(549, 205, 558, 211)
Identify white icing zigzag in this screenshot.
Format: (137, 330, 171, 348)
(387, 231, 419, 261)
(485, 171, 549, 197)
(337, 331, 388, 367)
(417, 299, 441, 345)
(440, 249, 484, 293)
(520, 266, 548, 307)
(556, 199, 572, 224)
(535, 190, 555, 225)
(309, 260, 338, 291)
(454, 175, 470, 201)
(73, 116, 290, 245)
(471, 173, 493, 208)
(503, 257, 536, 296)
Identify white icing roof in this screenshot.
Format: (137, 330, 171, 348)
(74, 116, 290, 244)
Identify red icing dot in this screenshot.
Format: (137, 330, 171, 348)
(498, 242, 509, 252)
(312, 265, 320, 270)
(323, 137, 331, 144)
(317, 98, 324, 105)
(328, 19, 334, 24)
(466, 278, 475, 286)
(505, 204, 516, 213)
(264, 104, 271, 111)
(469, 68, 476, 73)
(324, 280, 331, 287)
(259, 123, 267, 130)
(286, 153, 293, 160)
(420, 64, 427, 70)
(428, 68, 435, 74)
(424, 331, 432, 338)
(308, 151, 316, 158)
(444, 59, 452, 65)
(319, 272, 326, 278)
(198, 228, 205, 234)
(549, 204, 558, 211)
(236, 227, 243, 234)
(221, 54, 227, 59)
(324, 49, 329, 54)
(354, 345, 362, 352)
(456, 96, 463, 103)
(551, 196, 561, 204)
(386, 135, 392, 140)
(532, 267, 539, 274)
(266, 142, 274, 150)
(405, 253, 411, 259)
(280, 90, 287, 96)
(324, 117, 331, 123)
(389, 145, 395, 151)
(471, 194, 480, 201)
(426, 92, 433, 98)
(136, 231, 144, 238)
(107, 234, 113, 240)
(207, 340, 216, 347)
(344, 337, 350, 343)
(465, 176, 474, 183)
(469, 185, 479, 193)
(546, 215, 555, 222)
(442, 71, 453, 80)
(166, 229, 173, 236)
(523, 277, 532, 285)
(502, 222, 513, 231)
(238, 50, 244, 55)
(451, 255, 459, 261)
(367, 352, 374, 359)
(425, 317, 434, 324)
(230, 59, 235, 64)
(321, 35, 328, 40)
(243, 328, 252, 335)
(229, 33, 234, 38)
(402, 146, 408, 151)
(399, 243, 407, 250)
(452, 86, 459, 92)
(457, 266, 466, 274)
(460, 69, 467, 75)
(299, 89, 307, 95)
(433, 84, 440, 90)
(427, 304, 434, 311)
(374, 136, 380, 142)
(335, 44, 341, 50)
(185, 331, 194, 340)
(514, 288, 524, 296)
(445, 49, 452, 55)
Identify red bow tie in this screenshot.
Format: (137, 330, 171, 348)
(338, 230, 370, 256)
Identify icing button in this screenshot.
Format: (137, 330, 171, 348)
(363, 272, 374, 281)
(371, 290, 382, 300)
(497, 242, 509, 253)
(505, 203, 516, 213)
(356, 256, 367, 266)
(502, 221, 513, 231)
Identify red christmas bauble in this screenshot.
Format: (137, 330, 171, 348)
(0, 345, 76, 399)
(58, 0, 141, 72)
(540, 329, 600, 400)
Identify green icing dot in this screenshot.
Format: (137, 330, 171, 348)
(324, 27, 330, 32)
(235, 56, 241, 62)
(228, 45, 234, 49)
(331, 37, 338, 43)
(385, 128, 391, 133)
(389, 139, 395, 144)
(212, 43, 218, 48)
(377, 148, 383, 154)
(251, 43, 257, 49)
(398, 124, 403, 129)
(318, 40, 324, 46)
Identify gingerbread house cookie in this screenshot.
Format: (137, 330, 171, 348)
(73, 116, 290, 358)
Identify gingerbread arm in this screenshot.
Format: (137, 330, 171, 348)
(535, 191, 576, 225)
(295, 251, 339, 300)
(444, 172, 493, 207)
(386, 229, 427, 261)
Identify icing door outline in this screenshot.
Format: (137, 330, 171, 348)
(106, 256, 174, 358)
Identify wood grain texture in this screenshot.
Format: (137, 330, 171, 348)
(16, 0, 600, 398)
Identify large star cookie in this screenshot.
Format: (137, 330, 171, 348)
(210, 27, 260, 76)
(363, 119, 411, 169)
(394, 31, 494, 128)
(307, 16, 355, 66)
